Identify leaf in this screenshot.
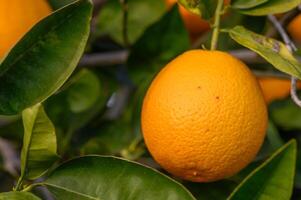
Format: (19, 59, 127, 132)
(65, 69, 101, 113)
(48, 0, 77, 9)
(231, 0, 268, 9)
(42, 156, 196, 200)
(0, 0, 92, 115)
(228, 26, 301, 79)
(21, 104, 58, 180)
(0, 192, 41, 200)
(228, 140, 297, 200)
(270, 98, 301, 130)
(97, 0, 165, 45)
(128, 5, 190, 84)
(178, 0, 218, 19)
(235, 0, 301, 16)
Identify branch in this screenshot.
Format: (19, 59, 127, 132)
(0, 138, 19, 177)
(78, 50, 128, 67)
(268, 14, 301, 107)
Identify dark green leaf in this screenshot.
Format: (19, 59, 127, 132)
(231, 0, 268, 9)
(228, 140, 297, 200)
(178, 0, 218, 19)
(21, 104, 58, 180)
(228, 26, 301, 79)
(43, 156, 196, 200)
(48, 0, 77, 9)
(0, 0, 92, 115)
(0, 192, 41, 200)
(97, 0, 165, 45)
(128, 5, 190, 84)
(65, 69, 101, 113)
(270, 98, 301, 130)
(236, 0, 301, 16)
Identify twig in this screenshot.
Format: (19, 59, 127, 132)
(0, 138, 19, 177)
(79, 50, 128, 67)
(268, 14, 301, 107)
(253, 70, 290, 79)
(266, 8, 300, 38)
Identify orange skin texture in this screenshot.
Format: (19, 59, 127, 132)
(288, 14, 301, 44)
(142, 50, 268, 182)
(0, 0, 52, 58)
(165, 0, 230, 39)
(258, 77, 300, 104)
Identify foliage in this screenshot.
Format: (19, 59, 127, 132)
(0, 0, 301, 199)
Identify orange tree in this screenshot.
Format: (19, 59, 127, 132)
(0, 0, 301, 199)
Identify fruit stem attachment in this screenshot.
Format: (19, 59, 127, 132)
(210, 0, 224, 50)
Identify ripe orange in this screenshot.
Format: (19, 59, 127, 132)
(0, 0, 52, 58)
(142, 50, 267, 182)
(258, 77, 299, 104)
(288, 14, 301, 44)
(165, 0, 230, 40)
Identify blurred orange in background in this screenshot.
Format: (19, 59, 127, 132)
(165, 0, 230, 40)
(0, 0, 52, 58)
(258, 77, 301, 104)
(288, 14, 301, 45)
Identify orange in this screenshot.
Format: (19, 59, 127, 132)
(165, 0, 230, 40)
(288, 14, 301, 44)
(258, 77, 300, 104)
(0, 0, 52, 58)
(142, 50, 267, 182)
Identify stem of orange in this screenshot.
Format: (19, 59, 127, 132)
(210, 0, 224, 50)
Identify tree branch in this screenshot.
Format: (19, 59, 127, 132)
(268, 14, 301, 107)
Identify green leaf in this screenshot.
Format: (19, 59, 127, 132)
(228, 140, 297, 200)
(270, 98, 301, 130)
(235, 0, 301, 16)
(128, 5, 190, 84)
(178, 0, 218, 19)
(43, 156, 196, 200)
(21, 104, 58, 180)
(0, 0, 92, 115)
(97, 0, 165, 45)
(0, 192, 41, 200)
(231, 0, 268, 9)
(65, 69, 101, 113)
(228, 26, 301, 79)
(48, 0, 77, 9)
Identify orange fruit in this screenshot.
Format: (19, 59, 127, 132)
(0, 0, 52, 58)
(288, 14, 301, 44)
(165, 0, 230, 40)
(142, 50, 267, 182)
(258, 77, 300, 104)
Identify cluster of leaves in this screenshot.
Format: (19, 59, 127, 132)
(0, 0, 301, 199)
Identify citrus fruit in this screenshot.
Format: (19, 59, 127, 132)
(0, 0, 52, 58)
(258, 77, 299, 104)
(288, 14, 301, 44)
(142, 50, 268, 182)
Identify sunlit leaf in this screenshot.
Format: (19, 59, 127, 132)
(0, 192, 41, 200)
(231, 0, 268, 9)
(235, 0, 301, 16)
(21, 104, 58, 180)
(228, 26, 301, 79)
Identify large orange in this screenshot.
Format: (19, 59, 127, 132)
(288, 14, 301, 44)
(0, 0, 52, 58)
(142, 50, 267, 182)
(165, 0, 230, 39)
(258, 77, 300, 104)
